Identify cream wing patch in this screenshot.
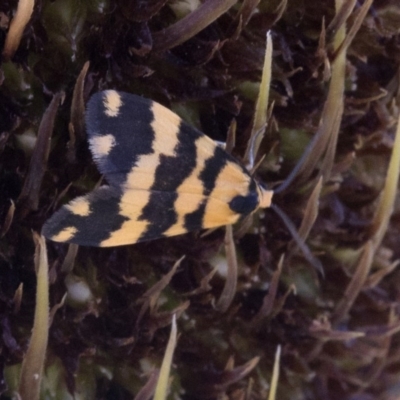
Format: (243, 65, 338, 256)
(103, 90, 123, 117)
(89, 134, 116, 158)
(66, 196, 92, 217)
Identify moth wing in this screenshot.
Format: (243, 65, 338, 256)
(86, 90, 208, 189)
(43, 90, 270, 247)
(42, 186, 126, 247)
(86, 90, 254, 194)
(41, 186, 242, 247)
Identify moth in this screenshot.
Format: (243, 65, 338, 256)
(42, 90, 273, 247)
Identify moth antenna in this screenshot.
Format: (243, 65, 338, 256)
(270, 204, 324, 276)
(274, 125, 326, 194)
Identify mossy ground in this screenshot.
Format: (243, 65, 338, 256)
(1, 0, 400, 399)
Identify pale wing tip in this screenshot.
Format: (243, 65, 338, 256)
(41, 207, 75, 243)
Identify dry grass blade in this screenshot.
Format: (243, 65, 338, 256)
(13, 283, 23, 315)
(331, 241, 374, 326)
(61, 243, 79, 273)
(48, 293, 66, 327)
(267, 345, 281, 400)
(365, 260, 399, 289)
(222, 356, 260, 386)
(18, 92, 64, 214)
(369, 110, 400, 251)
(309, 328, 364, 341)
(244, 31, 273, 169)
(272, 284, 296, 317)
(154, 314, 177, 400)
(297, 177, 322, 241)
(225, 118, 237, 154)
(18, 234, 49, 400)
(351, 310, 397, 391)
(252, 255, 283, 324)
(68, 61, 90, 163)
(361, 318, 400, 338)
(270, 0, 288, 26)
(295, 0, 346, 183)
(0, 199, 15, 238)
(233, 0, 260, 29)
(332, 0, 374, 60)
(136, 256, 184, 327)
(275, 0, 371, 192)
(319, 102, 343, 182)
(215, 224, 238, 312)
(326, 0, 357, 38)
(142, 256, 184, 308)
(134, 369, 160, 400)
(152, 0, 237, 51)
(2, 0, 35, 60)
(323, 0, 373, 176)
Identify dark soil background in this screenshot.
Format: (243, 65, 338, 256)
(1, 0, 400, 399)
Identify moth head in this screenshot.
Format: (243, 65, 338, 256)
(257, 183, 273, 209)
